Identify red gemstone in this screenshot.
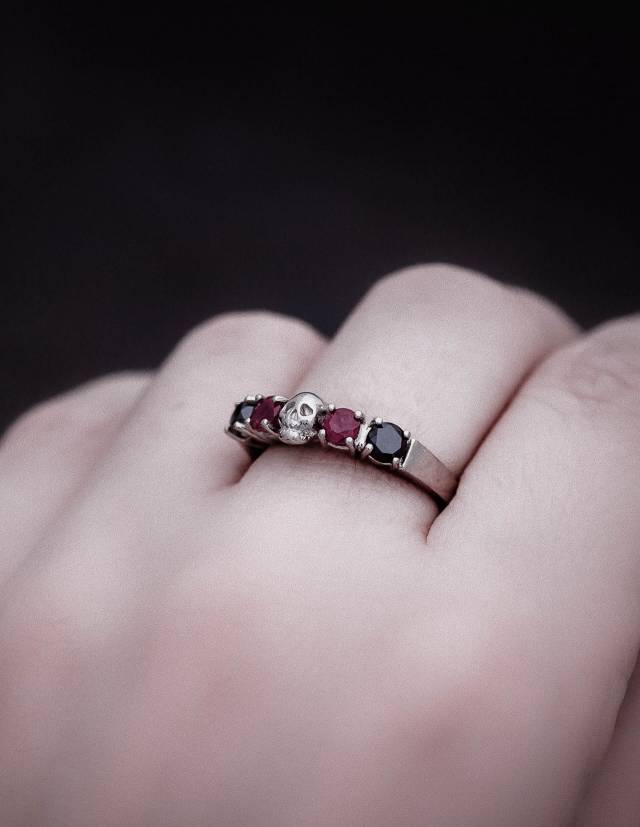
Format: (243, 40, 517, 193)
(249, 396, 282, 432)
(323, 407, 361, 445)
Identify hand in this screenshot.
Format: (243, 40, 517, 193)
(1, 265, 639, 825)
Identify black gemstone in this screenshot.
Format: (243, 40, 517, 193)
(367, 421, 408, 464)
(229, 400, 255, 428)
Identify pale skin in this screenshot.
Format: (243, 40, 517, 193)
(0, 264, 639, 825)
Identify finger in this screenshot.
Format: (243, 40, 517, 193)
(73, 310, 324, 496)
(247, 264, 576, 531)
(1, 312, 324, 583)
(576, 658, 640, 826)
(428, 315, 640, 823)
(0, 311, 324, 663)
(0, 373, 149, 578)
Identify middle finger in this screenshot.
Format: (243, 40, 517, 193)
(246, 264, 576, 532)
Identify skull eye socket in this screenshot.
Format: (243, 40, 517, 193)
(299, 403, 314, 417)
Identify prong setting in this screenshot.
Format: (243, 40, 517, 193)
(360, 443, 374, 461)
(354, 421, 370, 452)
(260, 417, 280, 438)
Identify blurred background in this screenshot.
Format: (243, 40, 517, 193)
(3, 10, 639, 431)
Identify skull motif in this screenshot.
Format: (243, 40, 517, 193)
(278, 392, 325, 445)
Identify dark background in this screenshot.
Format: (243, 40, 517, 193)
(3, 11, 639, 431)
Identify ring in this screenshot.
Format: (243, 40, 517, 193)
(225, 392, 458, 505)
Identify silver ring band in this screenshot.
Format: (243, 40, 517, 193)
(225, 391, 458, 505)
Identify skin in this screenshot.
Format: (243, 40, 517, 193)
(0, 264, 639, 825)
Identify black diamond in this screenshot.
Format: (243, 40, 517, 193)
(229, 400, 255, 428)
(367, 421, 408, 464)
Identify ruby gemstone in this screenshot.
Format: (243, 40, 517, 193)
(250, 396, 283, 432)
(323, 407, 361, 446)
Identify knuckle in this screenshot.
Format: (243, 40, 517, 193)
(1, 395, 85, 458)
(546, 315, 640, 416)
(175, 310, 322, 363)
(369, 262, 475, 302)
(368, 264, 573, 338)
(507, 285, 578, 339)
(0, 372, 148, 455)
(369, 262, 506, 302)
(83, 370, 150, 396)
(2, 399, 67, 450)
